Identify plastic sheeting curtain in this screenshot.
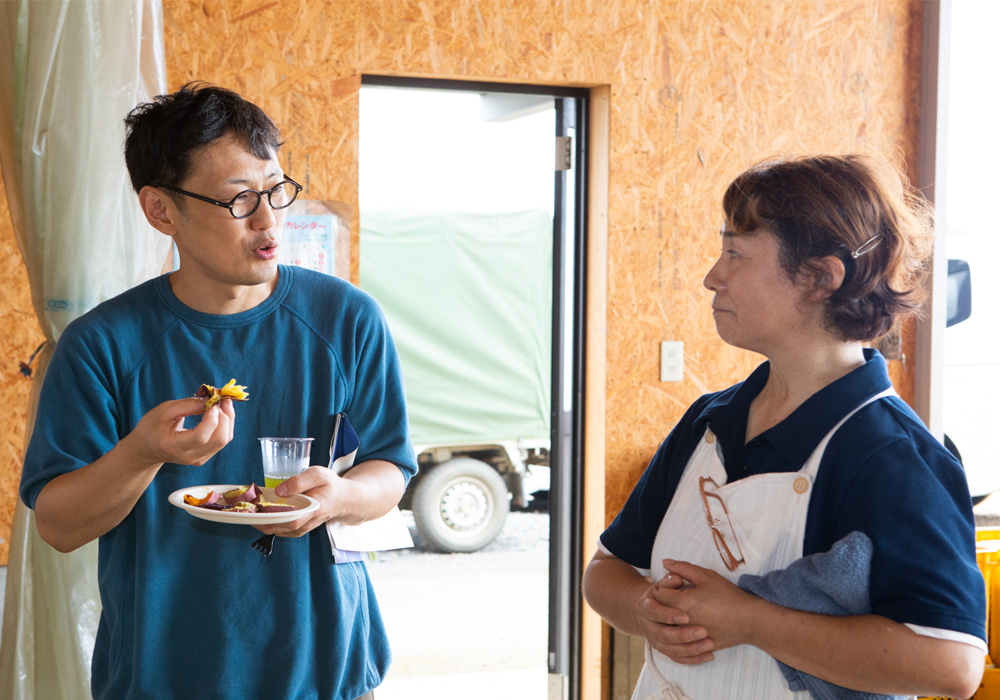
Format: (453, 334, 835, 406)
(0, 2, 168, 697)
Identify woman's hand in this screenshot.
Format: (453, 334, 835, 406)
(636, 567, 715, 664)
(652, 559, 761, 653)
(583, 550, 714, 663)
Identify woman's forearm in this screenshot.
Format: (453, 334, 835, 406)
(582, 552, 652, 636)
(741, 597, 983, 699)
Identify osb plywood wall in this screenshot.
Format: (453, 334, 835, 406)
(0, 0, 923, 565)
(159, 0, 923, 517)
(0, 176, 46, 566)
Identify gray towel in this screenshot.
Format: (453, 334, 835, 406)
(738, 531, 906, 700)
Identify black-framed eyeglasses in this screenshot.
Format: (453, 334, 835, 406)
(698, 476, 745, 572)
(154, 177, 302, 219)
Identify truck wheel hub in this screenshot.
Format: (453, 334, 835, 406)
(440, 482, 488, 530)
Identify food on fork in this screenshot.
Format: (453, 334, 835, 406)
(195, 378, 250, 409)
(183, 483, 298, 513)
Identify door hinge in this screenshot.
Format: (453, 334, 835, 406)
(555, 136, 572, 171)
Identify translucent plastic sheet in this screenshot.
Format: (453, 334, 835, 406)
(360, 210, 553, 445)
(0, 2, 167, 697)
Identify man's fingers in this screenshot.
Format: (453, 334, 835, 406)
(218, 398, 236, 441)
(187, 404, 221, 441)
(168, 404, 234, 465)
(162, 396, 214, 421)
(275, 466, 329, 497)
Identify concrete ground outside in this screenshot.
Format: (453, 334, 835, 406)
(368, 510, 550, 699)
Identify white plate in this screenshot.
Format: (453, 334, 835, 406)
(168, 484, 319, 525)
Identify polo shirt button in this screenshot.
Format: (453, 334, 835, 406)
(741, 465, 749, 473)
(705, 431, 715, 444)
(793, 477, 809, 494)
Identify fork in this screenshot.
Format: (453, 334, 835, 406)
(251, 533, 275, 556)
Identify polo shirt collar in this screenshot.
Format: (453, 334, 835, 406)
(697, 348, 893, 470)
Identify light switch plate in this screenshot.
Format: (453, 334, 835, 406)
(660, 341, 684, 382)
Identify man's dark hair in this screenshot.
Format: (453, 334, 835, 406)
(123, 81, 283, 194)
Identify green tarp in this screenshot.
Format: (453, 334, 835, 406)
(360, 210, 552, 445)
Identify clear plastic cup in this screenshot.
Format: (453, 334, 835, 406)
(258, 437, 314, 488)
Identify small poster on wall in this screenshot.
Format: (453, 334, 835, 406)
(279, 200, 350, 280)
(281, 213, 335, 274)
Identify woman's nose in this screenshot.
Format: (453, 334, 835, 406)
(704, 258, 724, 291)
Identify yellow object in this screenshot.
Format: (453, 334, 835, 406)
(921, 529, 1000, 699)
(199, 378, 250, 408)
(967, 528, 1000, 699)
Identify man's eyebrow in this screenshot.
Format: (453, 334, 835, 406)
(225, 171, 283, 186)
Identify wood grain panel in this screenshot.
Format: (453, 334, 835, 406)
(0, 1, 924, 638)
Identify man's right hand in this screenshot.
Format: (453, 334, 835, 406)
(124, 396, 236, 468)
(34, 397, 236, 552)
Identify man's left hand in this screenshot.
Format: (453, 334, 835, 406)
(253, 460, 404, 537)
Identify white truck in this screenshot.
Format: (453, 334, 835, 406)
(945, 235, 999, 504)
(360, 209, 553, 552)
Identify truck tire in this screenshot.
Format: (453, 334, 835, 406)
(412, 457, 510, 553)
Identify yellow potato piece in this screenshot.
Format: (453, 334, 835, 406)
(197, 379, 250, 408)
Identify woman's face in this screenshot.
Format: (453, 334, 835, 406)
(703, 224, 823, 355)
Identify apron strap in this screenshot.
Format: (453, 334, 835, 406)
(800, 387, 896, 478)
(643, 642, 696, 700)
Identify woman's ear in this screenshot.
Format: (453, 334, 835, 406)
(138, 186, 178, 237)
(807, 255, 847, 301)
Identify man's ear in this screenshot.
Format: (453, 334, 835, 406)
(138, 186, 178, 236)
(807, 255, 848, 301)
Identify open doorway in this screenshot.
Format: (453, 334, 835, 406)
(940, 3, 1000, 520)
(358, 78, 587, 699)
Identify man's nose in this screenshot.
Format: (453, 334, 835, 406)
(249, 197, 279, 229)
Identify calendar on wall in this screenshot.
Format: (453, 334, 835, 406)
(281, 214, 335, 274)
(279, 200, 350, 279)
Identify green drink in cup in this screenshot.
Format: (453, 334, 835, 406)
(259, 437, 314, 488)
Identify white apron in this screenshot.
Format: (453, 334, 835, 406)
(632, 389, 895, 700)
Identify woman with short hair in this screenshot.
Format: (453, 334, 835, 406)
(583, 154, 986, 700)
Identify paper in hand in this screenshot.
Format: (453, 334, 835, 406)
(326, 413, 414, 563)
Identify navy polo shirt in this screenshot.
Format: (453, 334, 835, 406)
(601, 349, 986, 641)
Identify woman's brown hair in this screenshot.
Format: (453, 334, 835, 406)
(721, 154, 934, 341)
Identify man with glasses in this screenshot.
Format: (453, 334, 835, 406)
(19, 83, 415, 700)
